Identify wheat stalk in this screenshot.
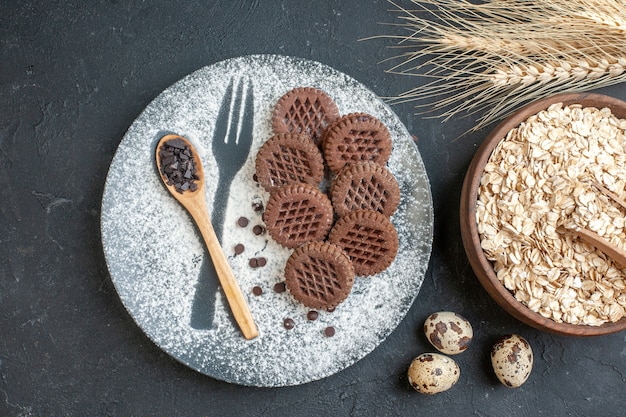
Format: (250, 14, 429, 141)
(374, 0, 626, 132)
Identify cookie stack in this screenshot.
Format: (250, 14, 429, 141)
(255, 87, 400, 311)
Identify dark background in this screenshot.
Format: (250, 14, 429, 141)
(1, 1, 625, 416)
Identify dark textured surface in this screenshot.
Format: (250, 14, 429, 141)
(1, 1, 625, 416)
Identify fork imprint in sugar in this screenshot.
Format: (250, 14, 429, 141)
(190, 78, 254, 330)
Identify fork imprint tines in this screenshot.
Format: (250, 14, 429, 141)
(211, 77, 254, 241)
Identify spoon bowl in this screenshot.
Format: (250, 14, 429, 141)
(156, 134, 258, 340)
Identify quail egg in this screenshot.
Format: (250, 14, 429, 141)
(491, 334, 533, 388)
(424, 311, 473, 355)
(407, 353, 460, 394)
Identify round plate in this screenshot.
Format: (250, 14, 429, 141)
(101, 55, 433, 386)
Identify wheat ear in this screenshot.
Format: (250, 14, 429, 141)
(374, 0, 626, 133)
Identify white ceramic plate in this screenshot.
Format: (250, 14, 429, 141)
(101, 54, 433, 386)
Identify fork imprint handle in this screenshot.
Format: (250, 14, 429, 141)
(212, 177, 232, 242)
(185, 196, 259, 340)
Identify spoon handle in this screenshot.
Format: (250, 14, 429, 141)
(559, 226, 626, 268)
(185, 195, 259, 340)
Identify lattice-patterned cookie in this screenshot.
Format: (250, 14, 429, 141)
(272, 87, 340, 147)
(284, 241, 355, 310)
(255, 133, 324, 192)
(330, 162, 400, 217)
(263, 183, 334, 249)
(328, 209, 398, 276)
(323, 113, 392, 173)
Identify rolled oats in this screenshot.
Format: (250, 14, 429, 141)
(477, 103, 626, 325)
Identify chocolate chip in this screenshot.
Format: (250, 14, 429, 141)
(252, 201, 264, 212)
(237, 217, 249, 227)
(326, 306, 336, 313)
(307, 311, 318, 321)
(253, 173, 258, 182)
(253, 225, 265, 235)
(252, 286, 263, 296)
(171, 139, 187, 149)
(249, 258, 258, 268)
(161, 155, 176, 166)
(257, 257, 267, 267)
(273, 282, 286, 293)
(283, 318, 295, 330)
(234, 243, 245, 255)
(324, 326, 335, 337)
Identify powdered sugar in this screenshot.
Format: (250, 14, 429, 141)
(101, 55, 433, 386)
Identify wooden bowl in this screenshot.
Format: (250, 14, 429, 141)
(460, 93, 626, 336)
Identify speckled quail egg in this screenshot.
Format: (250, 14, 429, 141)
(491, 334, 533, 388)
(407, 353, 460, 394)
(424, 311, 473, 355)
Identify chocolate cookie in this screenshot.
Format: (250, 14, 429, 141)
(263, 183, 334, 249)
(330, 162, 400, 217)
(285, 241, 355, 310)
(255, 133, 325, 192)
(328, 209, 399, 276)
(272, 87, 340, 147)
(323, 113, 392, 173)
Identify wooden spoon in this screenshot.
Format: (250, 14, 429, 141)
(558, 226, 626, 268)
(156, 134, 258, 340)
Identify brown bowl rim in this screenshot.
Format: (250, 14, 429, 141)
(460, 92, 626, 336)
